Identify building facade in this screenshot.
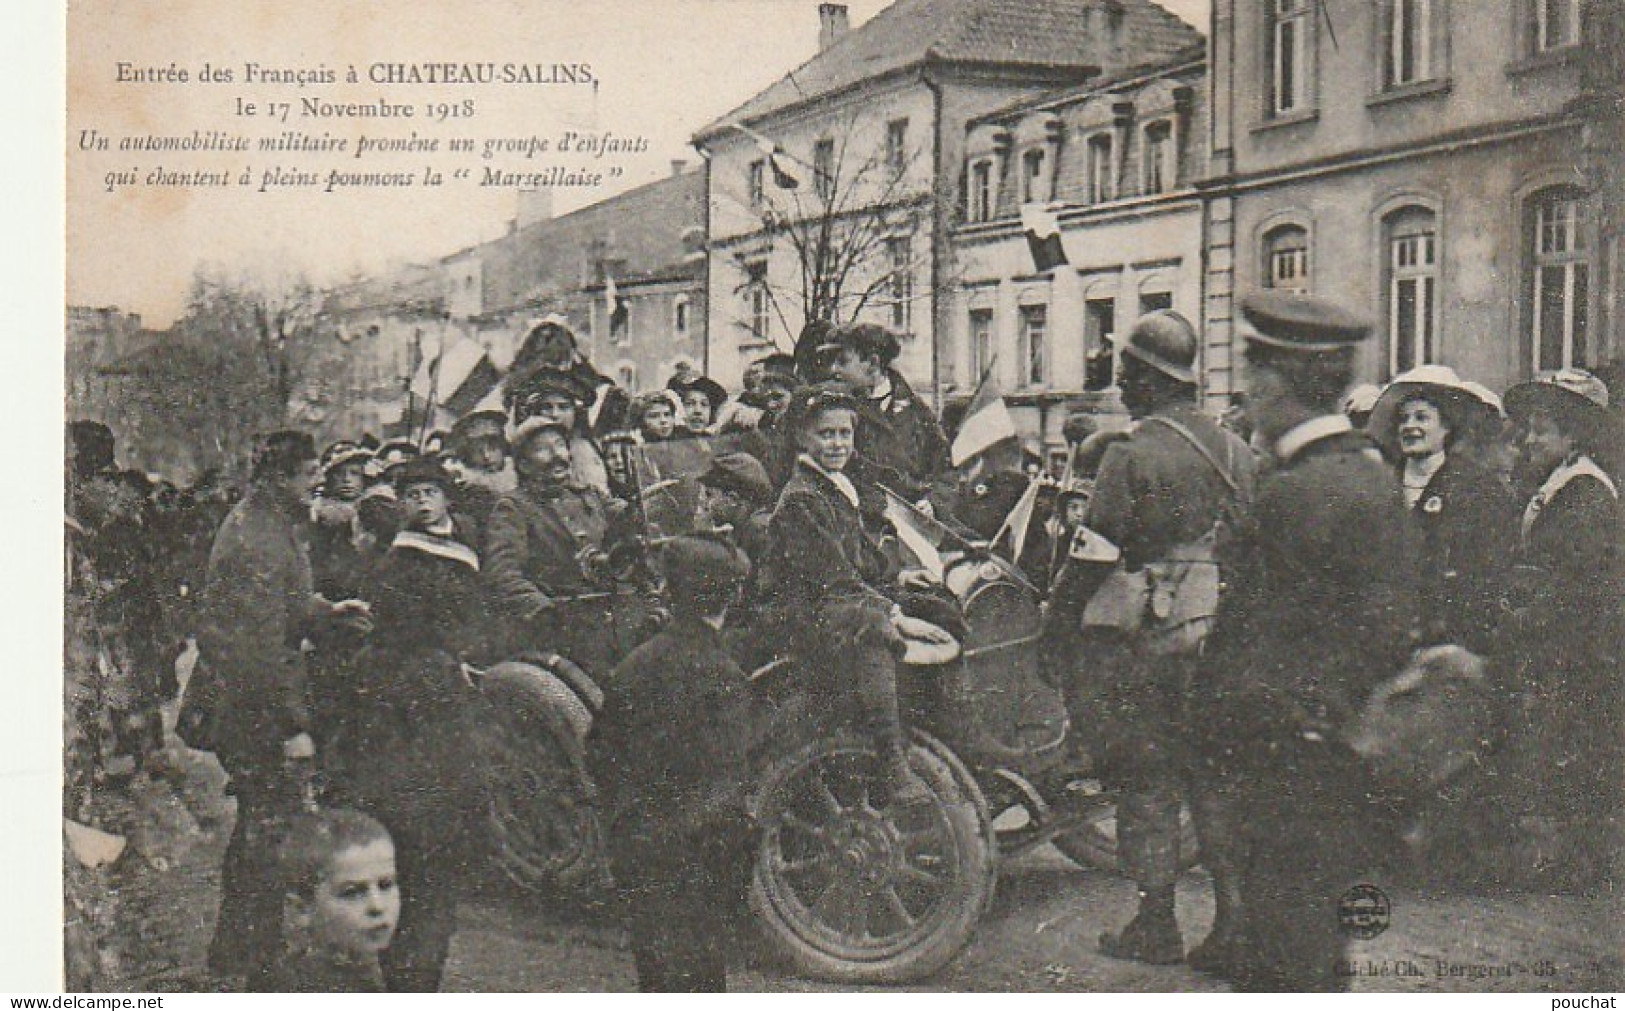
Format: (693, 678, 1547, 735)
(1203, 0, 1622, 404)
(694, 0, 1203, 399)
(951, 50, 1207, 462)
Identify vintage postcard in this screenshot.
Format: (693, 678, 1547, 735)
(56, 0, 1623, 995)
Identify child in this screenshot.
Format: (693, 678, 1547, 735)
(269, 808, 400, 993)
(338, 456, 487, 992)
(589, 535, 757, 992)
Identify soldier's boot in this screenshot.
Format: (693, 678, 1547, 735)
(1099, 886, 1184, 965)
(1186, 874, 1247, 977)
(1187, 781, 1249, 978)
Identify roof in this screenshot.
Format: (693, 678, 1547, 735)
(694, 0, 1202, 139)
(473, 169, 706, 315)
(971, 41, 1206, 127)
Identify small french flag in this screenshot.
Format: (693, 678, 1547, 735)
(1020, 203, 1068, 274)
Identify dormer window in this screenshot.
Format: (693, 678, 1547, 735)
(1020, 148, 1048, 204)
(968, 159, 994, 223)
(1086, 132, 1114, 203)
(1142, 120, 1173, 195)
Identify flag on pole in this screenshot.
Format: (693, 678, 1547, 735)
(734, 122, 802, 189)
(880, 486, 947, 580)
(992, 475, 1041, 566)
(410, 334, 501, 421)
(1020, 203, 1069, 273)
(950, 363, 1018, 467)
(605, 274, 629, 335)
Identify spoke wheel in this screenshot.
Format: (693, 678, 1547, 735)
(750, 729, 995, 984)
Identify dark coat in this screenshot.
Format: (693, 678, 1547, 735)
(589, 617, 756, 865)
(342, 526, 488, 833)
(197, 484, 319, 770)
(1404, 453, 1517, 654)
(1504, 461, 1624, 818)
(759, 458, 901, 660)
(483, 482, 616, 620)
(1202, 427, 1419, 758)
(849, 370, 955, 514)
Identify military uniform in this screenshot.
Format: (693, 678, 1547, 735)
(482, 478, 629, 674)
(1082, 403, 1255, 933)
(1199, 293, 1419, 991)
(848, 370, 956, 512)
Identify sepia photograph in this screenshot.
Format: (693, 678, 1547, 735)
(58, 0, 1623, 994)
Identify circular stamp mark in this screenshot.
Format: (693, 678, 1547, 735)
(1336, 883, 1391, 939)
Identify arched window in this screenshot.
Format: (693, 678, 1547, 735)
(1262, 223, 1310, 292)
(1526, 186, 1590, 372)
(1382, 205, 1440, 376)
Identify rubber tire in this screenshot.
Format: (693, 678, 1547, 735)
(749, 728, 996, 985)
(478, 663, 606, 893)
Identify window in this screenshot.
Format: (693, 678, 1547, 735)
(887, 237, 913, 331)
(1385, 0, 1432, 87)
(673, 296, 690, 337)
(969, 309, 994, 381)
(1021, 148, 1047, 204)
(1087, 133, 1114, 203)
(745, 260, 771, 341)
(1084, 297, 1117, 389)
(1528, 189, 1590, 371)
(813, 138, 836, 201)
(1019, 305, 1048, 387)
(968, 160, 994, 223)
(1270, 0, 1313, 116)
(617, 364, 636, 389)
(1143, 120, 1173, 195)
(1140, 291, 1173, 316)
(748, 160, 765, 208)
(886, 119, 909, 174)
(1263, 224, 1311, 291)
(1533, 0, 1580, 52)
(1383, 207, 1439, 376)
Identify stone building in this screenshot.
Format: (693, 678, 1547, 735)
(693, 0, 1204, 399)
(950, 46, 1207, 464)
(1202, 0, 1622, 404)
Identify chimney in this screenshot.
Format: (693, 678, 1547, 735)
(818, 3, 849, 51)
(515, 187, 554, 229)
(670, 159, 688, 176)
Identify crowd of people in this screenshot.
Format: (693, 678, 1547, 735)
(63, 296, 1623, 992)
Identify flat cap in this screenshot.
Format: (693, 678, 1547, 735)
(386, 455, 457, 493)
(1240, 291, 1370, 352)
(700, 452, 774, 506)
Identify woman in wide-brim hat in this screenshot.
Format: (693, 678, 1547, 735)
(1369, 365, 1516, 655)
(1500, 368, 1623, 886)
(668, 374, 729, 436)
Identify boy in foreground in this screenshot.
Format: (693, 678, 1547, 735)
(269, 809, 400, 993)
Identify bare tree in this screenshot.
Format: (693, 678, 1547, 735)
(176, 263, 320, 460)
(728, 113, 945, 346)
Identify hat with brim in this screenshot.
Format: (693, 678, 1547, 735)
(450, 410, 509, 453)
(1504, 369, 1610, 441)
(1369, 365, 1501, 454)
(510, 415, 572, 449)
(320, 441, 373, 477)
(1240, 291, 1370, 351)
(386, 456, 457, 494)
(700, 452, 774, 507)
(783, 381, 860, 437)
(670, 375, 728, 408)
(1111, 310, 1198, 385)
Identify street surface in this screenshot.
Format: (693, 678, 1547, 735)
(89, 732, 1623, 993)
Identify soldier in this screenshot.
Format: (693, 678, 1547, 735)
(198, 431, 373, 988)
(1198, 293, 1418, 991)
(507, 368, 612, 495)
(819, 322, 956, 517)
(1068, 312, 1256, 967)
(482, 416, 635, 676)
